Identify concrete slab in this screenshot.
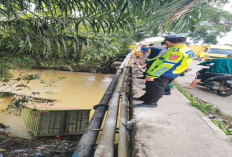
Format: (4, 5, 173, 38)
(131, 67, 232, 157)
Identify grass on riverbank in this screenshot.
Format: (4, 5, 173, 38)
(175, 83, 232, 140)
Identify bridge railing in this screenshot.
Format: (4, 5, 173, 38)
(72, 53, 132, 157)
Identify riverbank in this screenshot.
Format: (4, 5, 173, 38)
(4, 56, 124, 75)
(0, 133, 78, 156)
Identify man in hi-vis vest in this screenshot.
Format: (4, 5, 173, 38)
(132, 35, 194, 107)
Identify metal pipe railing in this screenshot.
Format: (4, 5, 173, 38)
(118, 65, 130, 157)
(94, 56, 131, 157)
(94, 65, 127, 157)
(72, 53, 131, 157)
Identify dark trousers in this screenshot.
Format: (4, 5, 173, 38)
(142, 76, 175, 104)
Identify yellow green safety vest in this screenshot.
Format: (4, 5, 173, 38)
(146, 45, 194, 78)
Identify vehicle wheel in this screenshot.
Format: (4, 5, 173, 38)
(180, 71, 185, 76)
(216, 85, 232, 97)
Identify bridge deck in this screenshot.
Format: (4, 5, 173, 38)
(131, 64, 232, 157)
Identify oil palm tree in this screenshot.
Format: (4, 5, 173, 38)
(0, 0, 214, 64)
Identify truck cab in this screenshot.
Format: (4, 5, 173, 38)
(189, 45, 232, 60)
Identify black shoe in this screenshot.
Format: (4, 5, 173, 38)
(136, 76, 145, 79)
(164, 91, 171, 95)
(130, 103, 157, 108)
(132, 97, 144, 101)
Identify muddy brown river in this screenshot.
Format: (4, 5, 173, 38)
(0, 69, 113, 139)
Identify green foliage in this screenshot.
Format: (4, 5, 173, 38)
(186, 6, 232, 44)
(0, 62, 12, 82)
(0, 0, 210, 62)
(0, 0, 136, 33)
(0, 123, 7, 129)
(0, 1, 228, 72)
(175, 83, 216, 115)
(0, 71, 64, 111)
(5, 95, 56, 112)
(8, 98, 28, 110)
(0, 16, 132, 72)
(0, 72, 41, 98)
(1, 0, 227, 93)
(212, 119, 232, 139)
(131, 0, 209, 40)
(0, 92, 14, 98)
(175, 83, 232, 140)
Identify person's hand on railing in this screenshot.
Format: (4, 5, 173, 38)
(139, 59, 146, 66)
(145, 77, 154, 81)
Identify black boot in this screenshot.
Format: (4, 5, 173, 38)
(164, 91, 171, 95)
(164, 89, 171, 95)
(132, 95, 145, 101)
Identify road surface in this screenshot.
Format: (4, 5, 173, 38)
(176, 60, 232, 115)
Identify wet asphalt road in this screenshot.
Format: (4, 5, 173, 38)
(176, 60, 232, 116)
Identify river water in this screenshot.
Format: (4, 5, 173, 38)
(0, 69, 113, 138)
